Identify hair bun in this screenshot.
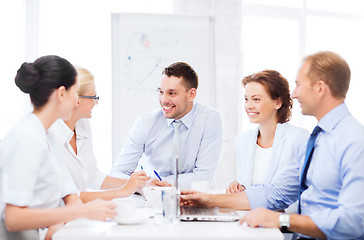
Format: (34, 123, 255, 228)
(15, 62, 40, 94)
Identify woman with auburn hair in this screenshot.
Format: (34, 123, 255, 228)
(226, 70, 308, 211)
(181, 70, 308, 213)
(48, 67, 150, 202)
(0, 56, 116, 240)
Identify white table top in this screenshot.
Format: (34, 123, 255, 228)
(53, 194, 283, 240)
(54, 213, 283, 240)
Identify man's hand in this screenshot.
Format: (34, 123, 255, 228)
(148, 179, 172, 187)
(180, 190, 211, 207)
(239, 207, 280, 228)
(226, 180, 246, 194)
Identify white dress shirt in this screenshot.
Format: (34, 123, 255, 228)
(252, 145, 272, 185)
(0, 113, 77, 220)
(110, 102, 223, 190)
(48, 119, 107, 191)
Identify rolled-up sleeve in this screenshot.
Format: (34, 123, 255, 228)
(2, 133, 44, 206)
(309, 141, 364, 239)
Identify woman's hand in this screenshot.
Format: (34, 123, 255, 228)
(123, 170, 151, 195)
(81, 199, 116, 221)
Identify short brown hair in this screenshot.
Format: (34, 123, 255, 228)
(162, 62, 198, 90)
(242, 70, 292, 123)
(303, 51, 350, 99)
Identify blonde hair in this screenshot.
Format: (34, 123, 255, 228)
(75, 67, 95, 95)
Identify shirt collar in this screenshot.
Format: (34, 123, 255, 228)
(318, 103, 349, 133)
(54, 119, 74, 143)
(166, 102, 196, 129)
(75, 120, 89, 138)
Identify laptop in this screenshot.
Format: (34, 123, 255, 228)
(174, 157, 239, 222)
(180, 206, 240, 222)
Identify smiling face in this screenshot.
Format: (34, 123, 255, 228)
(244, 82, 281, 125)
(291, 61, 318, 117)
(158, 75, 196, 119)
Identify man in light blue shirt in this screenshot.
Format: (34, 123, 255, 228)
(241, 51, 364, 239)
(110, 62, 223, 190)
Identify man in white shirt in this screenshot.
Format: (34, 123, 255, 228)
(110, 62, 223, 190)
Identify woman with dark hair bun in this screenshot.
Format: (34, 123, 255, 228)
(15, 55, 78, 109)
(0, 55, 116, 240)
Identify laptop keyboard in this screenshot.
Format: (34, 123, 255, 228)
(181, 206, 216, 216)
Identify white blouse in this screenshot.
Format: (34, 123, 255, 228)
(0, 113, 77, 220)
(252, 144, 272, 185)
(48, 119, 107, 191)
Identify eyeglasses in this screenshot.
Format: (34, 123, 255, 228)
(78, 95, 100, 103)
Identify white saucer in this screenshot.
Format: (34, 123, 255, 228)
(114, 212, 149, 225)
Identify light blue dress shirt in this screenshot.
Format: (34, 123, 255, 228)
(300, 103, 364, 239)
(110, 102, 223, 190)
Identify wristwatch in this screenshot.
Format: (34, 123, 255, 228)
(279, 214, 290, 232)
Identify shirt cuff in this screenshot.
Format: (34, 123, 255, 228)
(2, 190, 32, 207)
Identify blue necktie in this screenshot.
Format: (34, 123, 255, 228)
(298, 126, 322, 214)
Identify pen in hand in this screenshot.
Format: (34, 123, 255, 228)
(153, 170, 163, 181)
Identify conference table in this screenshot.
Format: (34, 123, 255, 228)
(53, 194, 284, 240)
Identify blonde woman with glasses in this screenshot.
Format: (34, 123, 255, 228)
(48, 67, 150, 202)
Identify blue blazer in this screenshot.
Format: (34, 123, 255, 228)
(235, 123, 309, 210)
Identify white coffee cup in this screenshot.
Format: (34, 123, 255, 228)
(113, 197, 137, 220)
(190, 181, 210, 193)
